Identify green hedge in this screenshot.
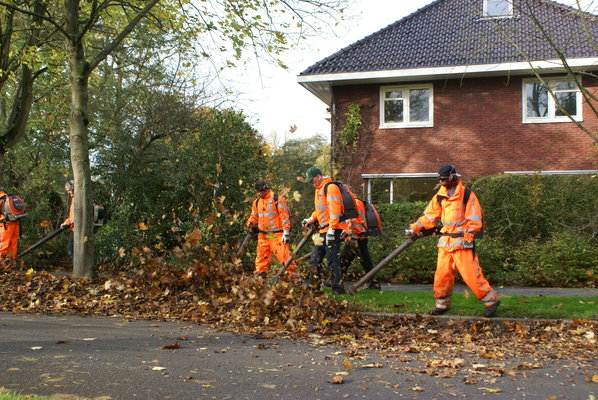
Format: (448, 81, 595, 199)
(359, 174, 598, 288)
(472, 174, 598, 243)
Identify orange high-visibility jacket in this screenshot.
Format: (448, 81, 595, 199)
(63, 198, 74, 231)
(246, 190, 291, 235)
(310, 176, 348, 234)
(410, 181, 483, 251)
(345, 198, 367, 238)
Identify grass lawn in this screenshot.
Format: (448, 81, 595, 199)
(329, 289, 598, 319)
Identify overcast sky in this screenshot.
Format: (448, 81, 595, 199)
(221, 0, 594, 144)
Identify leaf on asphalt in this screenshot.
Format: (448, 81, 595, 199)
(479, 352, 498, 359)
(162, 342, 180, 350)
(82, 338, 97, 341)
(479, 387, 502, 393)
(329, 375, 344, 384)
(30, 346, 42, 350)
(409, 386, 424, 391)
(152, 366, 166, 371)
(361, 363, 383, 368)
(342, 358, 353, 370)
(56, 340, 70, 344)
(259, 384, 276, 389)
(591, 374, 598, 383)
(515, 362, 542, 370)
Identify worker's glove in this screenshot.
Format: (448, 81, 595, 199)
(325, 228, 336, 243)
(340, 231, 348, 241)
(405, 228, 422, 238)
(60, 223, 68, 229)
(246, 223, 257, 233)
(302, 217, 314, 227)
(281, 230, 290, 244)
(462, 241, 474, 249)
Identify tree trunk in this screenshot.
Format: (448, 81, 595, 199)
(64, 0, 95, 278)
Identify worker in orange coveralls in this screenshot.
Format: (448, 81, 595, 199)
(0, 192, 20, 262)
(405, 164, 500, 318)
(246, 181, 299, 280)
(302, 167, 356, 294)
(60, 180, 75, 259)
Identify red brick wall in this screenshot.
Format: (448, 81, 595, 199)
(332, 75, 598, 187)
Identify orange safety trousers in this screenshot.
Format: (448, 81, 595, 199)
(433, 247, 498, 310)
(254, 233, 298, 277)
(0, 221, 20, 259)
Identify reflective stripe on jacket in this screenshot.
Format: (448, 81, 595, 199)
(246, 190, 291, 234)
(410, 181, 483, 251)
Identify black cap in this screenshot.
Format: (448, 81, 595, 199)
(438, 164, 456, 177)
(254, 181, 270, 192)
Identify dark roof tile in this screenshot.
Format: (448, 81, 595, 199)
(301, 0, 598, 76)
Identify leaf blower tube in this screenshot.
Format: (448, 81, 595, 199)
(346, 227, 442, 295)
(18, 225, 70, 258)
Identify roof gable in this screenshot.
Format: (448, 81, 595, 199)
(300, 0, 598, 76)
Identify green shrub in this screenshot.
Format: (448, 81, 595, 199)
(472, 174, 598, 244)
(507, 233, 597, 287)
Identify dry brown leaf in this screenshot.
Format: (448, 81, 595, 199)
(329, 375, 344, 384)
(162, 342, 180, 350)
(342, 358, 353, 371)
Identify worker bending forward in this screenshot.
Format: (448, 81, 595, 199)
(246, 181, 299, 279)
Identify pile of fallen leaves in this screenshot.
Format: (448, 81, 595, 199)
(1, 261, 596, 365)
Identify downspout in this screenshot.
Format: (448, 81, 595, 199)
(329, 86, 336, 178)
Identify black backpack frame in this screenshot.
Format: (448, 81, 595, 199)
(323, 182, 358, 221)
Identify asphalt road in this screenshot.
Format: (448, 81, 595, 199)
(1, 312, 597, 400)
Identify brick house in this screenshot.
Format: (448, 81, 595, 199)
(298, 0, 598, 202)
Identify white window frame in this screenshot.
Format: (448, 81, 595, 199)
(379, 84, 434, 129)
(483, 0, 513, 17)
(522, 78, 583, 124)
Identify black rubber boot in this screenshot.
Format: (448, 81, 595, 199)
(429, 307, 450, 315)
(331, 284, 346, 294)
(484, 300, 501, 318)
(368, 280, 381, 290)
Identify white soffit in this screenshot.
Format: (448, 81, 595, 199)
(298, 58, 598, 105)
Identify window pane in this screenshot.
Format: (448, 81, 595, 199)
(384, 99, 403, 123)
(555, 92, 578, 116)
(526, 82, 548, 118)
(409, 89, 430, 122)
(385, 91, 403, 99)
(392, 177, 438, 202)
(555, 81, 576, 91)
(486, 0, 511, 16)
(370, 179, 391, 204)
